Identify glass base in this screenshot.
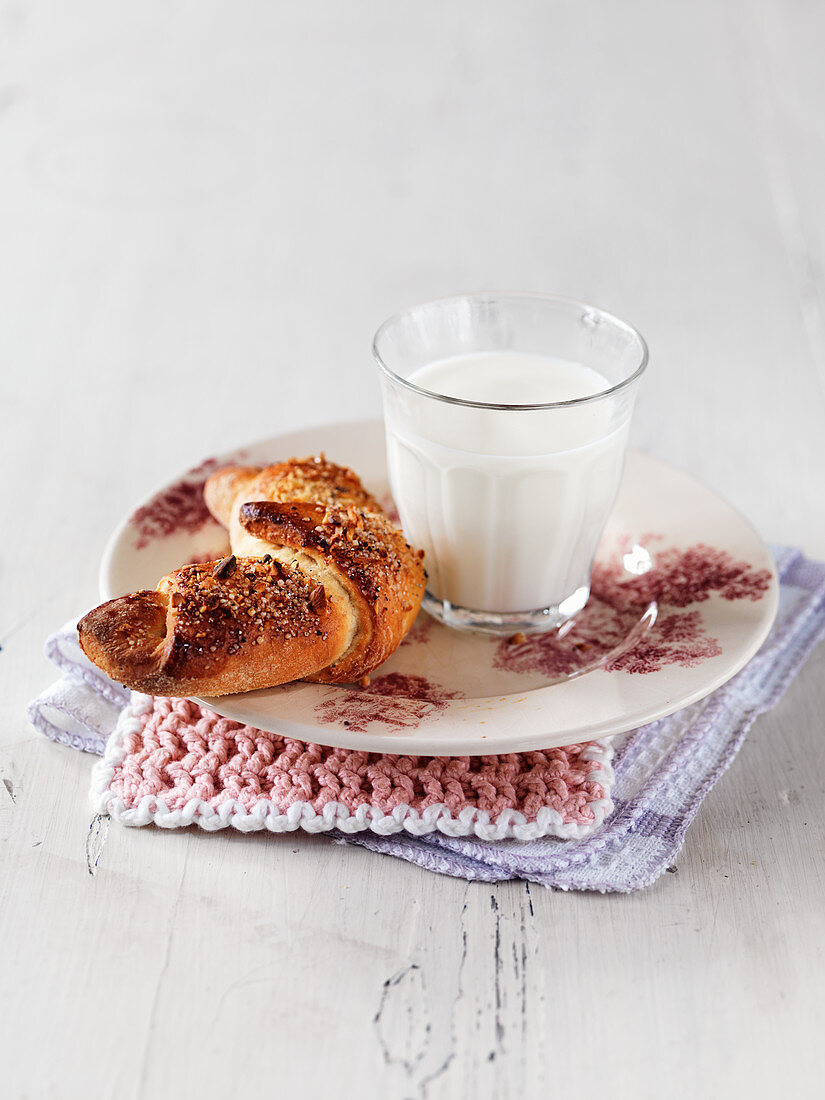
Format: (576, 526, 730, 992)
(422, 585, 590, 637)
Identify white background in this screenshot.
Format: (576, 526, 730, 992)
(1, 2, 823, 1097)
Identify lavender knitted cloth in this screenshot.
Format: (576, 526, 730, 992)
(28, 547, 825, 892)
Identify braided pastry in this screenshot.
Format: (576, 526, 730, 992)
(78, 457, 427, 696)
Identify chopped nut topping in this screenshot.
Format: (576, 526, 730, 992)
(213, 554, 237, 579)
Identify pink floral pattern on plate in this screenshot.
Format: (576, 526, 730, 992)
(494, 542, 772, 680)
(313, 541, 773, 730)
(130, 457, 223, 549)
(129, 451, 250, 550)
(315, 673, 464, 733)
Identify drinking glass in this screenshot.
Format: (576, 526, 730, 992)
(374, 292, 648, 635)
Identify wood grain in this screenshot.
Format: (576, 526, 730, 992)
(1, 1, 823, 1096)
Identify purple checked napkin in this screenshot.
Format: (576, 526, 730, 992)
(28, 548, 825, 892)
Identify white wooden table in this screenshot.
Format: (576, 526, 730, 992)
(2, 2, 824, 1096)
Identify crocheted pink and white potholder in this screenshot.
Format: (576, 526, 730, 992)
(90, 695, 615, 841)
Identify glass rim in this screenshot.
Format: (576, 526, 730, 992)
(372, 291, 649, 411)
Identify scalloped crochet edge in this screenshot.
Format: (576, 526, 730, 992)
(89, 694, 615, 842)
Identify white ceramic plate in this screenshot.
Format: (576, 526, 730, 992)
(101, 419, 778, 754)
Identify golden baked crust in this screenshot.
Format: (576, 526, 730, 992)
(204, 456, 379, 530)
(78, 456, 426, 696)
(237, 499, 423, 683)
(78, 557, 351, 696)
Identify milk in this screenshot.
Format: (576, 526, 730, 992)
(384, 351, 630, 616)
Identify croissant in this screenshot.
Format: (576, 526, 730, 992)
(78, 457, 427, 696)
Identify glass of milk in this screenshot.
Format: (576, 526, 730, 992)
(374, 292, 648, 635)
